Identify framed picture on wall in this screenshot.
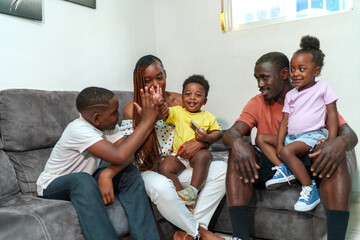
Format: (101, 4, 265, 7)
(0, 0, 42, 21)
(64, 0, 96, 9)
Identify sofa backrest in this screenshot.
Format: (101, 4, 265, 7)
(0, 89, 133, 151)
(0, 89, 134, 196)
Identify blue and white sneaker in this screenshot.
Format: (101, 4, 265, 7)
(265, 163, 296, 190)
(294, 180, 320, 212)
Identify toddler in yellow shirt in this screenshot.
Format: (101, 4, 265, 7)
(158, 75, 222, 208)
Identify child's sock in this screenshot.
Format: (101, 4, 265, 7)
(228, 205, 249, 240)
(189, 185, 199, 196)
(326, 208, 350, 240)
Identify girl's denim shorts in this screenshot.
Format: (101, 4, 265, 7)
(285, 128, 329, 148)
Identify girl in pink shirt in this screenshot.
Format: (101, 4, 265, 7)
(273, 35, 339, 212)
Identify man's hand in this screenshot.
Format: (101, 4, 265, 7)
(97, 170, 115, 205)
(229, 139, 260, 183)
(175, 140, 205, 159)
(310, 136, 347, 178)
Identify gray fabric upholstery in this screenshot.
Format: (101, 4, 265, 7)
(0, 89, 133, 152)
(0, 150, 20, 198)
(0, 89, 79, 151)
(0, 195, 83, 240)
(7, 149, 52, 195)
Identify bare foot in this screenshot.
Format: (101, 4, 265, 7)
(173, 230, 193, 240)
(198, 227, 225, 240)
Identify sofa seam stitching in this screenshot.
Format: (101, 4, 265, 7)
(7, 153, 33, 194)
(0, 208, 51, 239)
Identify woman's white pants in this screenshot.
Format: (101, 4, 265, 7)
(141, 160, 227, 237)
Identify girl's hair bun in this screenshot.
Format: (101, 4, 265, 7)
(300, 35, 320, 50)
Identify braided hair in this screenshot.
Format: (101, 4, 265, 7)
(133, 55, 163, 171)
(294, 35, 325, 68)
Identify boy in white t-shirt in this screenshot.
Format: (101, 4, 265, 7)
(36, 87, 160, 240)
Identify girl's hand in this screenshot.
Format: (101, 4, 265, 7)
(276, 144, 283, 158)
(195, 128, 207, 141)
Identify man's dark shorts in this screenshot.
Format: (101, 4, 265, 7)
(252, 145, 321, 188)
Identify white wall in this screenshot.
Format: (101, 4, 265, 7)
(153, 0, 360, 192)
(0, 0, 156, 91)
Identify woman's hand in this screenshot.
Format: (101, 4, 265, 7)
(158, 103, 169, 120)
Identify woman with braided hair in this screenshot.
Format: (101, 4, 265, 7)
(121, 55, 226, 240)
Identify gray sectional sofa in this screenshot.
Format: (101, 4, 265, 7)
(0, 89, 357, 240)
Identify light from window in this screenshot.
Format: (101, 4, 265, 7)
(226, 0, 353, 31)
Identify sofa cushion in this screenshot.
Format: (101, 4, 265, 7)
(0, 89, 133, 152)
(0, 150, 20, 198)
(250, 183, 326, 219)
(0, 194, 84, 240)
(0, 89, 79, 151)
(7, 148, 52, 195)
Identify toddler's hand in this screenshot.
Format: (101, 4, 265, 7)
(195, 128, 207, 141)
(152, 85, 164, 106)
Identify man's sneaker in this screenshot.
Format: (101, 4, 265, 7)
(265, 163, 296, 190)
(178, 186, 196, 208)
(294, 180, 320, 212)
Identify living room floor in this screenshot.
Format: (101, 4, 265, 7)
(215, 200, 360, 240)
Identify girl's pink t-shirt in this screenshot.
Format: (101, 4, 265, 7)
(283, 80, 338, 135)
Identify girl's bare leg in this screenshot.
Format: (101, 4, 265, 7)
(279, 141, 312, 186)
(255, 134, 282, 166)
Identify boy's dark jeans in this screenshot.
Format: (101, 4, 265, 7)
(43, 172, 118, 240)
(96, 163, 160, 240)
(44, 164, 160, 240)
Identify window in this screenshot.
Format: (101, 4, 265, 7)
(223, 0, 353, 31)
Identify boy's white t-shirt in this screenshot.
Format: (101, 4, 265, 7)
(36, 116, 124, 196)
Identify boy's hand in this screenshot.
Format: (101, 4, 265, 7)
(133, 87, 158, 123)
(97, 170, 115, 205)
(195, 128, 208, 141)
